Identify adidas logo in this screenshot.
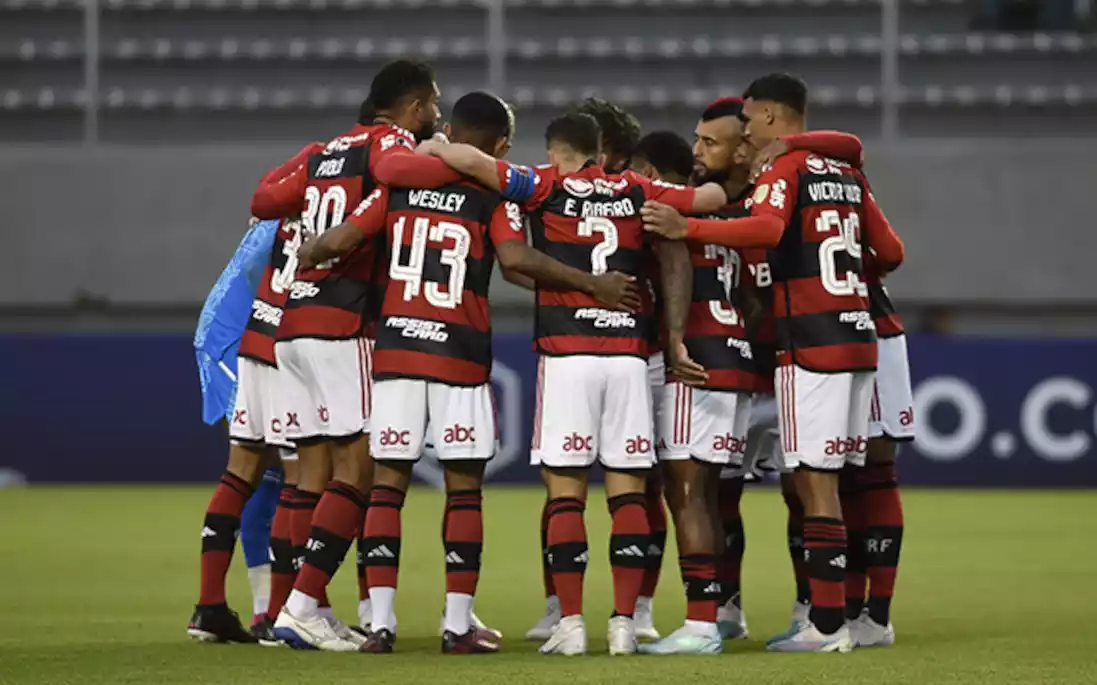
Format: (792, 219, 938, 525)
(830, 554, 847, 569)
(200, 526, 217, 538)
(367, 545, 396, 559)
(574, 551, 589, 564)
(702, 581, 722, 595)
(614, 545, 645, 557)
(646, 544, 663, 557)
(445, 551, 465, 565)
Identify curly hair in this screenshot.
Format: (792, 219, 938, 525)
(573, 96, 642, 170)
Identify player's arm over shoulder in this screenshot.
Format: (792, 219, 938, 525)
(750, 152, 801, 223)
(301, 186, 388, 269)
(641, 175, 727, 215)
(857, 172, 905, 272)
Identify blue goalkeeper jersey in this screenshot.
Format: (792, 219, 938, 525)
(194, 219, 280, 425)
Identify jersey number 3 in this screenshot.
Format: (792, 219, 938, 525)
(390, 216, 471, 309)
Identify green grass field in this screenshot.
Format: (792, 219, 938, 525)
(1, 486, 1093, 684)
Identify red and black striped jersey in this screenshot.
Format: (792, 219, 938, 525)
(239, 218, 304, 366)
(273, 123, 416, 341)
(521, 163, 697, 358)
(346, 182, 524, 386)
(751, 151, 880, 373)
(682, 196, 760, 392)
(741, 244, 777, 393)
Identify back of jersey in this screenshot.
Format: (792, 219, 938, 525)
(374, 182, 513, 387)
(754, 151, 878, 373)
(528, 166, 651, 358)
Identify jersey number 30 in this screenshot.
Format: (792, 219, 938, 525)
(390, 216, 471, 309)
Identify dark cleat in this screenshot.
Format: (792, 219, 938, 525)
(358, 628, 396, 653)
(442, 628, 501, 654)
(187, 604, 258, 644)
(250, 616, 282, 647)
(349, 624, 371, 639)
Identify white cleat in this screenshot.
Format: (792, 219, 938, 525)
(539, 615, 587, 656)
(766, 620, 854, 653)
(358, 600, 372, 635)
(271, 608, 360, 652)
(768, 601, 811, 645)
(637, 624, 722, 655)
(607, 615, 637, 656)
(849, 611, 895, 648)
(716, 600, 749, 640)
(326, 615, 368, 649)
(633, 597, 660, 640)
(526, 596, 561, 641)
(438, 611, 502, 640)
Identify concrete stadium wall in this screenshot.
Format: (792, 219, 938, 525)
(4, 139, 1095, 307)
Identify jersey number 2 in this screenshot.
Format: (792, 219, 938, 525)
(390, 216, 471, 309)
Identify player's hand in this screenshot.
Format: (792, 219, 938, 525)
(640, 201, 688, 240)
(590, 271, 642, 313)
(297, 238, 320, 271)
(750, 138, 790, 182)
(416, 139, 445, 156)
(666, 337, 708, 386)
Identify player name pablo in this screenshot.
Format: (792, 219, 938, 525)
(562, 197, 637, 219)
(407, 189, 467, 214)
(806, 181, 862, 205)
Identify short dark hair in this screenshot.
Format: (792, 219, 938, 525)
(702, 96, 744, 122)
(450, 91, 512, 152)
(742, 73, 808, 115)
(573, 96, 641, 162)
(635, 131, 693, 181)
(361, 59, 436, 119)
(545, 112, 601, 159)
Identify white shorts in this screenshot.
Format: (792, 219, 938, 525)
(657, 383, 751, 466)
(722, 393, 789, 479)
(531, 355, 655, 470)
(370, 379, 497, 461)
(274, 337, 373, 441)
(869, 335, 916, 442)
(775, 365, 874, 471)
(228, 358, 293, 448)
(648, 351, 666, 432)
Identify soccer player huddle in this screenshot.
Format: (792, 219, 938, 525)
(189, 58, 913, 656)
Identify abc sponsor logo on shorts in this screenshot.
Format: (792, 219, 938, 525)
(443, 424, 475, 444)
(913, 375, 1096, 462)
(626, 436, 652, 455)
(563, 433, 594, 453)
(712, 434, 747, 454)
(379, 427, 411, 447)
(825, 436, 868, 457)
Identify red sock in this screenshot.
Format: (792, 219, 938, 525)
(638, 475, 666, 598)
(545, 497, 587, 617)
(782, 488, 811, 605)
(860, 462, 904, 625)
(717, 477, 745, 607)
(539, 498, 556, 598)
(680, 554, 719, 622)
(607, 492, 650, 618)
(803, 516, 847, 635)
(362, 485, 406, 591)
(293, 481, 367, 601)
(290, 489, 328, 606)
(199, 471, 254, 606)
(356, 503, 370, 602)
(444, 490, 483, 596)
(266, 485, 296, 621)
(840, 466, 868, 619)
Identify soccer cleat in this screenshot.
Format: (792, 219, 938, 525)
(249, 615, 282, 647)
(525, 596, 561, 640)
(766, 601, 811, 646)
(442, 628, 501, 654)
(607, 615, 637, 656)
(633, 597, 660, 640)
(326, 615, 369, 649)
(849, 610, 895, 648)
(637, 624, 723, 655)
(358, 601, 373, 635)
(716, 600, 749, 640)
(438, 611, 502, 640)
(358, 627, 396, 653)
(539, 615, 587, 656)
(766, 621, 854, 653)
(271, 608, 359, 652)
(187, 604, 259, 644)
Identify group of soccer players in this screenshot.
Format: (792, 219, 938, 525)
(188, 57, 913, 656)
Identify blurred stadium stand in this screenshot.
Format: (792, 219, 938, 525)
(2, 0, 1096, 334)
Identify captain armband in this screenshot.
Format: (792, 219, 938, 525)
(500, 163, 536, 202)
